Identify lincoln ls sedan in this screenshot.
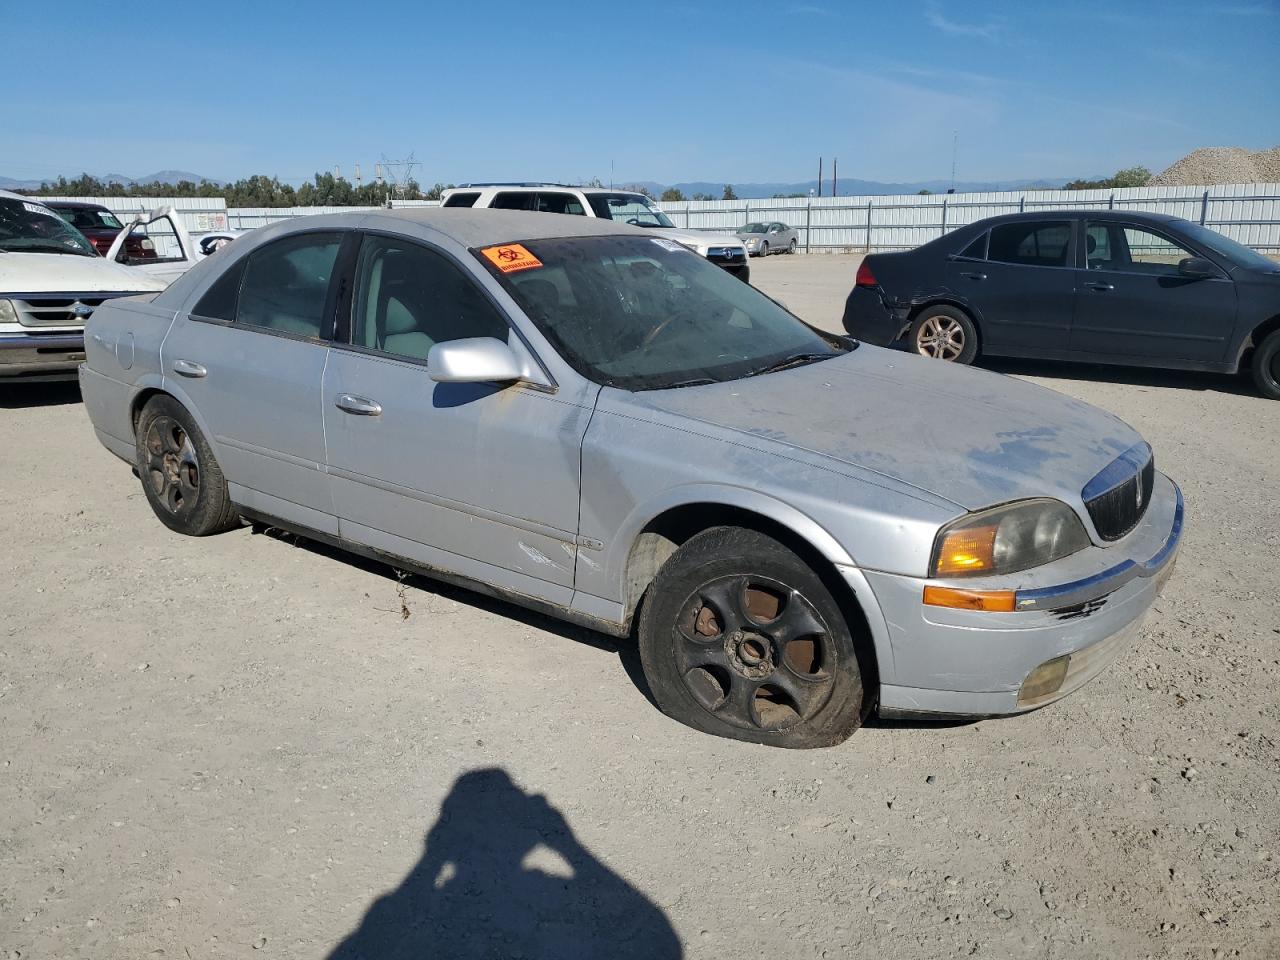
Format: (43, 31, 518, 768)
(81, 209, 1182, 748)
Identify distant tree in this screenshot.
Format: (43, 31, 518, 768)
(617, 183, 654, 199)
(581, 176, 605, 188)
(917, 189, 933, 195)
(423, 182, 455, 201)
(660, 187, 686, 202)
(722, 184, 738, 200)
(691, 192, 713, 201)
(1064, 165, 1153, 190)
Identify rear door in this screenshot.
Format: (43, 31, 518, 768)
(1070, 220, 1236, 363)
(161, 230, 349, 533)
(946, 219, 1076, 354)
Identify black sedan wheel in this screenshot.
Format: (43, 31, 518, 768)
(910, 305, 978, 364)
(135, 395, 241, 536)
(1251, 330, 1280, 400)
(638, 527, 865, 748)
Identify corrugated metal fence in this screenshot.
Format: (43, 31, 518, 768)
(660, 183, 1280, 252)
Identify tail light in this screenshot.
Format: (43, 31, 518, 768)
(855, 260, 877, 288)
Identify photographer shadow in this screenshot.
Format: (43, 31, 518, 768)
(327, 768, 682, 960)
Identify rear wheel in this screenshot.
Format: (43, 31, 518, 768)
(135, 395, 240, 536)
(1250, 330, 1280, 400)
(910, 305, 978, 364)
(638, 527, 866, 748)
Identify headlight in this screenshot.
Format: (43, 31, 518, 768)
(931, 499, 1089, 578)
(679, 241, 705, 255)
(140, 238, 155, 251)
(0, 299, 17, 324)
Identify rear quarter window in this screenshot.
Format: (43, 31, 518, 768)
(443, 192, 480, 208)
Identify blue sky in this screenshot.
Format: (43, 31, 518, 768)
(3, 0, 1277, 186)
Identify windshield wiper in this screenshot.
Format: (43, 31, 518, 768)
(662, 376, 720, 389)
(746, 352, 834, 378)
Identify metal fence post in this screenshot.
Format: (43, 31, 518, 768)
(805, 202, 811, 253)
(940, 198, 948, 238)
(866, 199, 873, 253)
(1019, 196, 1025, 213)
(1200, 190, 1209, 225)
(1108, 193, 1115, 210)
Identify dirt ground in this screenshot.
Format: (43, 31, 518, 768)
(2, 253, 1278, 959)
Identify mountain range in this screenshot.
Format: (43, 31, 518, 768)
(0, 170, 219, 190)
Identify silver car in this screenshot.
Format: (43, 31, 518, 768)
(80, 209, 1182, 749)
(737, 221, 799, 256)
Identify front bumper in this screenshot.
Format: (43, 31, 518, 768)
(855, 473, 1183, 717)
(0, 331, 86, 379)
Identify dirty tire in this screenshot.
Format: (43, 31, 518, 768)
(910, 304, 978, 364)
(135, 395, 240, 536)
(760, 241, 769, 257)
(638, 527, 865, 748)
(788, 238, 798, 254)
(1250, 330, 1280, 401)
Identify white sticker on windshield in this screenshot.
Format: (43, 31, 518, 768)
(23, 202, 54, 216)
(650, 238, 688, 253)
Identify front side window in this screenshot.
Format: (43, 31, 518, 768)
(236, 232, 342, 338)
(988, 220, 1071, 268)
(351, 236, 508, 362)
(0, 197, 97, 256)
(1085, 222, 1197, 275)
(586, 194, 675, 228)
(479, 235, 847, 390)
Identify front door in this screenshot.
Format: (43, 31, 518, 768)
(322, 234, 596, 606)
(946, 219, 1076, 354)
(1070, 220, 1236, 363)
(160, 230, 346, 533)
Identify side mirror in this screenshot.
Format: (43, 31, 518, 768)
(1177, 256, 1216, 279)
(428, 337, 524, 384)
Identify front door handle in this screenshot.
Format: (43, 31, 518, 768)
(335, 393, 382, 416)
(1084, 282, 1114, 292)
(960, 271, 987, 280)
(172, 359, 207, 378)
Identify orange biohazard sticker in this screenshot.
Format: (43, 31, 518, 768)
(481, 243, 543, 274)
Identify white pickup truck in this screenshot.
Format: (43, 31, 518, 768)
(0, 191, 166, 382)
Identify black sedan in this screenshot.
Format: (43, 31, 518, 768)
(842, 211, 1280, 399)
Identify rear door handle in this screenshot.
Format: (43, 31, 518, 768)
(335, 393, 382, 416)
(1084, 282, 1114, 292)
(172, 359, 207, 378)
(960, 271, 987, 280)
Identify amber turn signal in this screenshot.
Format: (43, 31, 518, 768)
(932, 523, 998, 576)
(922, 585, 1017, 612)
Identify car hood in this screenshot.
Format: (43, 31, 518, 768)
(651, 227, 745, 250)
(622, 346, 1142, 511)
(0, 252, 167, 294)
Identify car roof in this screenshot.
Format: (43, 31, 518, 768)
(280, 208, 652, 248)
(971, 210, 1181, 227)
(448, 184, 648, 198)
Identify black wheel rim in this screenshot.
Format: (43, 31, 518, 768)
(144, 416, 201, 517)
(672, 575, 836, 732)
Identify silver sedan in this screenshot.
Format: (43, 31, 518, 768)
(737, 221, 799, 256)
(80, 209, 1181, 748)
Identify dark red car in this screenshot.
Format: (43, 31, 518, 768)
(44, 201, 157, 260)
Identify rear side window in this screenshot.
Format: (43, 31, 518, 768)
(443, 192, 480, 208)
(236, 232, 342, 338)
(491, 192, 536, 211)
(988, 221, 1071, 268)
(535, 192, 587, 216)
(191, 258, 246, 321)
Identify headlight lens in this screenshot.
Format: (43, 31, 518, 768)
(0, 299, 17, 324)
(931, 499, 1090, 578)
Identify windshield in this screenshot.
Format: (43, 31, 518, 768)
(0, 197, 98, 256)
(738, 223, 769, 234)
(1178, 221, 1279, 273)
(55, 206, 125, 230)
(479, 235, 848, 390)
(586, 194, 675, 229)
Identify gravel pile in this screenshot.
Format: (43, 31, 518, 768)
(1149, 145, 1280, 185)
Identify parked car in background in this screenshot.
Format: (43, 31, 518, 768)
(81, 209, 1180, 748)
(737, 221, 798, 256)
(45, 200, 158, 260)
(104, 207, 206, 286)
(843, 211, 1280, 399)
(0, 191, 165, 381)
(441, 183, 751, 282)
(193, 230, 245, 258)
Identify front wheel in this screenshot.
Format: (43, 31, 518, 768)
(910, 305, 978, 364)
(135, 395, 241, 536)
(788, 238, 798, 254)
(638, 527, 866, 748)
(760, 241, 769, 257)
(1250, 330, 1280, 400)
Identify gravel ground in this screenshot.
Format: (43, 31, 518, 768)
(2, 254, 1278, 959)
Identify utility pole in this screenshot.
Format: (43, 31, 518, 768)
(832, 157, 838, 198)
(354, 163, 362, 187)
(817, 157, 823, 198)
(950, 131, 958, 193)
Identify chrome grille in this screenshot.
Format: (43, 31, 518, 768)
(13, 293, 131, 327)
(1083, 444, 1155, 541)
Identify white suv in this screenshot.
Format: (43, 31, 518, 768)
(441, 184, 750, 282)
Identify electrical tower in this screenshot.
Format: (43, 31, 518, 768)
(379, 152, 420, 201)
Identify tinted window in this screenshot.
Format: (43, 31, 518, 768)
(988, 221, 1071, 267)
(1084, 223, 1113, 268)
(442, 192, 480, 208)
(351, 237, 509, 362)
(958, 233, 987, 259)
(535, 192, 586, 216)
(1085, 222, 1196, 276)
(491, 192, 535, 211)
(191, 258, 246, 321)
(237, 233, 342, 338)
